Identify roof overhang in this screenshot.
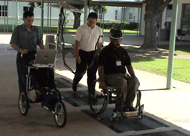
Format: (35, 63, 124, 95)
(1, 0, 142, 7)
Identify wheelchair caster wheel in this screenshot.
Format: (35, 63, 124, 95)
(110, 117, 115, 122)
(96, 117, 101, 121)
(138, 115, 143, 120)
(140, 104, 144, 113)
(110, 113, 117, 122)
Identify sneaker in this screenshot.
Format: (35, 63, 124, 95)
(123, 106, 137, 112)
(128, 107, 137, 112)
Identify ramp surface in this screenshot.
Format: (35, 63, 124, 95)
(82, 108, 189, 136)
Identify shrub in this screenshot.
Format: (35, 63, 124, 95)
(96, 22, 138, 30)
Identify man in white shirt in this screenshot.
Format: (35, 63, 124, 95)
(73, 12, 103, 98)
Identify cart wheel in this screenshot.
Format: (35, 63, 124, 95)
(18, 92, 29, 116)
(54, 100, 67, 128)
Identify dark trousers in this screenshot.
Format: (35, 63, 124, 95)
(105, 74, 140, 107)
(73, 50, 98, 94)
(16, 52, 34, 93)
(16, 52, 56, 94)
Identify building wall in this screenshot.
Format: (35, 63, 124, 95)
(0, 1, 140, 29)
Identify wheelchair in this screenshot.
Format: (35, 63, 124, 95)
(89, 79, 144, 122)
(18, 63, 67, 128)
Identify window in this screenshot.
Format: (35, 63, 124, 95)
(23, 6, 33, 12)
(0, 5, 7, 17)
(167, 4, 172, 10)
(129, 13, 133, 19)
(181, 4, 190, 32)
(115, 10, 118, 20)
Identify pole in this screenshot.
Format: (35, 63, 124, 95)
(4, 0, 5, 32)
(166, 0, 178, 89)
(7, 1, 8, 32)
(84, 0, 89, 24)
(41, 0, 44, 34)
(12, 0, 15, 31)
(16, 0, 19, 25)
(50, 3, 52, 33)
(47, 3, 49, 33)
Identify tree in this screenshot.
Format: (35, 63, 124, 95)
(29, 2, 41, 8)
(140, 0, 172, 50)
(90, 5, 108, 19)
(70, 4, 84, 29)
(64, 12, 71, 26)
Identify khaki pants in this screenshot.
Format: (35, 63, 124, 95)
(105, 74, 140, 107)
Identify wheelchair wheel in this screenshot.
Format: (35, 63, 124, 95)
(89, 79, 108, 115)
(54, 100, 67, 128)
(90, 90, 108, 115)
(18, 92, 29, 116)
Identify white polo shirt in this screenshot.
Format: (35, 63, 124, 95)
(75, 24, 103, 52)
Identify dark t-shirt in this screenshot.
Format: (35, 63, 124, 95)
(98, 43, 131, 75)
(10, 24, 43, 52)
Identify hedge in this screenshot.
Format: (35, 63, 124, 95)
(96, 22, 138, 30)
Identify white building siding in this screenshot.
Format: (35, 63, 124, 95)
(0, 1, 140, 28)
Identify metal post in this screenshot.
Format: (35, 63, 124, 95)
(16, 0, 18, 26)
(137, 6, 140, 35)
(102, 4, 105, 31)
(7, 1, 8, 32)
(84, 0, 89, 24)
(166, 0, 178, 89)
(12, 0, 15, 31)
(50, 3, 52, 32)
(47, 3, 49, 33)
(41, 0, 44, 34)
(4, 0, 5, 32)
(100, 4, 102, 28)
(139, 6, 142, 35)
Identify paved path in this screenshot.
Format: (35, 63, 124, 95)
(0, 33, 190, 135)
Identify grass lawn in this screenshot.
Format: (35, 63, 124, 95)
(131, 57, 190, 84)
(128, 44, 190, 84)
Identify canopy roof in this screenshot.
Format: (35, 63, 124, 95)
(1, 0, 142, 7)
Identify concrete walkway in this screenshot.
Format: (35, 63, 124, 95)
(0, 33, 190, 135)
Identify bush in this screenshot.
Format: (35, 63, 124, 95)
(0, 24, 14, 32)
(96, 22, 138, 30)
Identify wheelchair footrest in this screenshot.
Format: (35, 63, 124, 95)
(122, 110, 139, 117)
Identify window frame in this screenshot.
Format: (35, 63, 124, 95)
(0, 5, 8, 17)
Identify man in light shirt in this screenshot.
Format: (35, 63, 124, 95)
(73, 12, 103, 98)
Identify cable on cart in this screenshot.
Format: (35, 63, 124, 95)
(56, 6, 103, 76)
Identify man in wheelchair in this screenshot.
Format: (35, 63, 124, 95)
(98, 27, 140, 113)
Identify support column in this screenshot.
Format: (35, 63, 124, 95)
(47, 3, 49, 33)
(84, 0, 89, 24)
(12, 0, 15, 31)
(166, 0, 178, 89)
(16, 0, 19, 25)
(4, 0, 6, 32)
(41, 0, 44, 34)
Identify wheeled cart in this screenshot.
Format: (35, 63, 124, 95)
(18, 64, 67, 128)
